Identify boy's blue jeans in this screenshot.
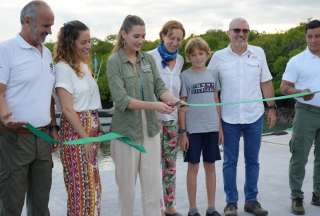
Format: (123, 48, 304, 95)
(222, 115, 263, 204)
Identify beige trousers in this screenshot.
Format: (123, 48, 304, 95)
(111, 111, 161, 216)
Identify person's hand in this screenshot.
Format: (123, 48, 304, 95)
(168, 100, 188, 112)
(1, 112, 26, 130)
(84, 143, 94, 163)
(50, 128, 59, 140)
(166, 100, 179, 107)
(178, 101, 189, 112)
(50, 143, 60, 153)
(49, 128, 60, 153)
(154, 102, 175, 114)
(301, 89, 314, 101)
(218, 127, 224, 145)
(78, 132, 93, 162)
(179, 133, 189, 151)
(267, 108, 277, 129)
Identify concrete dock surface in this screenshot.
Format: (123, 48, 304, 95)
(22, 133, 319, 216)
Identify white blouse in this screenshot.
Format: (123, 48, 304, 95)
(55, 61, 102, 112)
(208, 45, 272, 124)
(148, 48, 184, 122)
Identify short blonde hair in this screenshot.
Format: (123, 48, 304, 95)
(185, 37, 211, 62)
(159, 20, 185, 41)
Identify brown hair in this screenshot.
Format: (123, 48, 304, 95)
(112, 15, 145, 53)
(185, 37, 211, 62)
(159, 20, 185, 41)
(54, 20, 89, 77)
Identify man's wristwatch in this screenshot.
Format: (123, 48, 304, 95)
(178, 128, 187, 134)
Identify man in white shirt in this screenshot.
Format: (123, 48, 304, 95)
(208, 18, 276, 216)
(0, 1, 56, 215)
(280, 19, 320, 215)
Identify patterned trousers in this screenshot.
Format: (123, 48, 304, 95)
(59, 111, 101, 216)
(161, 120, 179, 208)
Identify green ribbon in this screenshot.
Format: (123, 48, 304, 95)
(25, 123, 146, 153)
(24, 91, 317, 153)
(187, 91, 319, 107)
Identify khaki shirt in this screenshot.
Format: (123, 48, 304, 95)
(107, 49, 167, 142)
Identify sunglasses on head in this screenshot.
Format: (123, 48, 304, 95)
(232, 28, 250, 34)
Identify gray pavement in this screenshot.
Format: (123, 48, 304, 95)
(22, 134, 319, 215)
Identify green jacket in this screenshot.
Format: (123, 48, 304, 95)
(107, 49, 167, 143)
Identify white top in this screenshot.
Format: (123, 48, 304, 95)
(208, 45, 273, 124)
(282, 48, 320, 106)
(0, 35, 55, 127)
(148, 48, 184, 122)
(55, 61, 102, 112)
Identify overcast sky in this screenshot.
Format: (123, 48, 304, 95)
(1, 0, 319, 42)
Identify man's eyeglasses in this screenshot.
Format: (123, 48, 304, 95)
(232, 28, 250, 34)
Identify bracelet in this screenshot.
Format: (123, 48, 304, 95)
(178, 128, 187, 134)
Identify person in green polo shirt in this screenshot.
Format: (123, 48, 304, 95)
(106, 15, 180, 216)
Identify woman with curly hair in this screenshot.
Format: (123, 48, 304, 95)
(54, 20, 102, 216)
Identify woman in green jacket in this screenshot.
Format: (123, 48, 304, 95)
(106, 15, 179, 216)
